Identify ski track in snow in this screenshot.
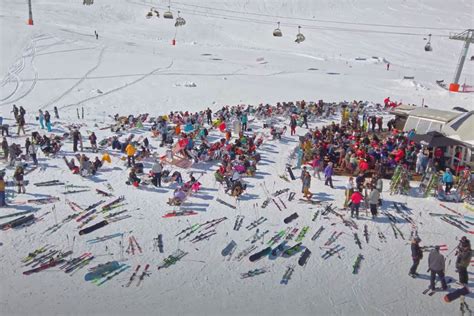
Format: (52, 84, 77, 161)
(58, 60, 174, 110)
(41, 46, 106, 109)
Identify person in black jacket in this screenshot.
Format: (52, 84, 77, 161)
(409, 237, 423, 278)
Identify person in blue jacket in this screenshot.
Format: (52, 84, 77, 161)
(442, 168, 454, 194)
(241, 113, 248, 131)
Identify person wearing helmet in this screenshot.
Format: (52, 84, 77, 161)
(409, 237, 423, 278)
(456, 237, 472, 286)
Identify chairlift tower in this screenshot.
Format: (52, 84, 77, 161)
(448, 29, 474, 92)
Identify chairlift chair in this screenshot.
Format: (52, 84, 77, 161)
(273, 22, 282, 37)
(164, 6, 173, 19)
(175, 11, 186, 27)
(424, 34, 432, 52)
(295, 26, 305, 43)
(153, 9, 160, 18)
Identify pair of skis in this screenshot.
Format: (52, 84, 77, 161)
(124, 264, 150, 287)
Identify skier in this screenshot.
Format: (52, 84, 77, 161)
(94, 31, 98, 40)
(38, 110, 45, 129)
(442, 168, 454, 194)
(290, 115, 297, 136)
(344, 176, 354, 208)
(368, 186, 380, 218)
(1, 137, 8, 160)
(386, 63, 390, 71)
(241, 112, 248, 131)
(13, 165, 26, 194)
(44, 110, 52, 132)
(415, 150, 427, 175)
(409, 237, 423, 278)
(89, 132, 98, 152)
(12, 104, 19, 122)
(428, 246, 448, 291)
(24, 138, 31, 156)
(302, 170, 313, 200)
(0, 173, 5, 206)
(125, 143, 136, 167)
(29, 141, 38, 165)
(72, 129, 80, 152)
(456, 237, 472, 286)
(206, 108, 212, 125)
(128, 167, 140, 187)
(324, 162, 334, 188)
(17, 113, 26, 136)
(350, 189, 364, 219)
(54, 106, 59, 119)
(151, 160, 163, 187)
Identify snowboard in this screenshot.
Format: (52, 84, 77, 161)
(298, 248, 311, 266)
(444, 287, 470, 303)
(249, 247, 271, 262)
(221, 240, 237, 257)
(284, 212, 299, 224)
(286, 165, 296, 180)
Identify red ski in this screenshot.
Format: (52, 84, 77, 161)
(23, 258, 66, 275)
(162, 211, 198, 218)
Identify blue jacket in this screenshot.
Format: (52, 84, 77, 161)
(442, 171, 453, 183)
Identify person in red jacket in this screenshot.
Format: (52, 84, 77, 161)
(394, 148, 405, 163)
(350, 189, 364, 219)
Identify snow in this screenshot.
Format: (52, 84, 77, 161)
(0, 0, 474, 315)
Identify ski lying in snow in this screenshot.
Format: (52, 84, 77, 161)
(298, 199, 322, 205)
(233, 215, 244, 231)
(216, 198, 236, 209)
(102, 196, 125, 211)
(246, 217, 267, 230)
(136, 264, 150, 287)
(268, 229, 288, 247)
(282, 242, 303, 257)
(423, 279, 453, 296)
(234, 245, 257, 262)
(96, 189, 113, 197)
(162, 210, 198, 218)
(322, 244, 344, 260)
(271, 241, 287, 257)
(295, 226, 309, 242)
(124, 265, 141, 287)
(354, 233, 362, 249)
(286, 227, 299, 240)
(364, 224, 369, 243)
(353, 254, 364, 274)
(157, 250, 188, 270)
(311, 226, 325, 241)
(34, 180, 65, 187)
(241, 267, 268, 279)
(280, 265, 295, 285)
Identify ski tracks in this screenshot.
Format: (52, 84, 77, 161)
(0, 34, 51, 106)
(41, 46, 106, 109)
(59, 60, 175, 110)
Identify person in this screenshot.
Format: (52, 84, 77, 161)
(409, 237, 423, 278)
(241, 113, 248, 131)
(350, 189, 364, 219)
(54, 106, 59, 119)
(38, 110, 45, 129)
(302, 171, 313, 199)
(94, 30, 98, 40)
(128, 167, 140, 187)
(324, 162, 334, 188)
(302, 111, 309, 129)
(456, 237, 472, 286)
(17, 113, 26, 136)
(375, 176, 383, 206)
(368, 186, 380, 218)
(416, 150, 427, 175)
(24, 138, 31, 156)
(290, 115, 297, 136)
(428, 246, 448, 291)
(29, 141, 38, 165)
(125, 143, 136, 167)
(44, 110, 52, 132)
(206, 108, 212, 125)
(72, 129, 80, 152)
(0, 173, 6, 206)
(344, 177, 354, 208)
(1, 137, 8, 160)
(151, 160, 163, 187)
(386, 63, 390, 71)
(311, 155, 321, 180)
(13, 165, 26, 194)
(89, 132, 97, 152)
(442, 168, 454, 194)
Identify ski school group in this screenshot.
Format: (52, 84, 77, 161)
(0, 98, 473, 310)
